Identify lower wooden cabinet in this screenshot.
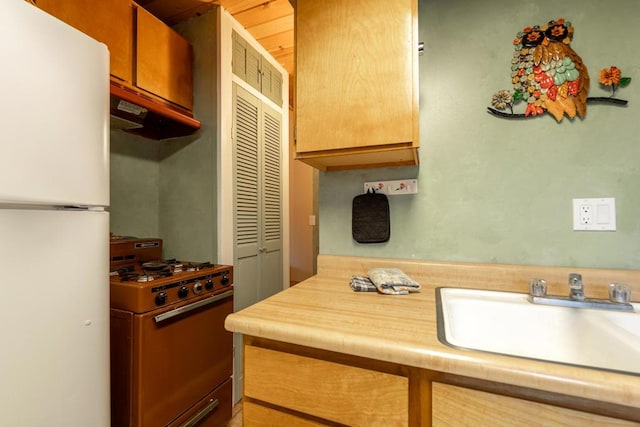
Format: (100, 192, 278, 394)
(243, 344, 409, 426)
(241, 338, 639, 427)
(432, 382, 637, 427)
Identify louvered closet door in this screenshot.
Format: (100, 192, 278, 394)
(259, 102, 283, 300)
(232, 83, 282, 310)
(233, 84, 261, 313)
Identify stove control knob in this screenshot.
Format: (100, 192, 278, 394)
(178, 285, 189, 298)
(221, 275, 230, 286)
(155, 292, 167, 306)
(205, 279, 214, 290)
(193, 282, 203, 294)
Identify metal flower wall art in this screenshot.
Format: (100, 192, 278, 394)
(488, 18, 631, 121)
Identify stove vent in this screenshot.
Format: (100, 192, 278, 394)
(109, 81, 201, 140)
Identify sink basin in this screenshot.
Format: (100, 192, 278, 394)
(436, 288, 640, 375)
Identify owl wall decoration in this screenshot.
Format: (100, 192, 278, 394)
(488, 18, 631, 121)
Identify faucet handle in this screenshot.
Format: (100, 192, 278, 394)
(529, 278, 547, 297)
(568, 273, 583, 289)
(568, 273, 585, 301)
(609, 282, 632, 303)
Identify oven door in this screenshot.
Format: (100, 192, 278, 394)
(133, 290, 233, 426)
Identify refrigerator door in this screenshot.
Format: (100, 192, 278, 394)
(0, 208, 110, 426)
(0, 1, 109, 207)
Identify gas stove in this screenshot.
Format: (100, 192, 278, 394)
(109, 237, 234, 426)
(109, 237, 233, 314)
(110, 260, 233, 314)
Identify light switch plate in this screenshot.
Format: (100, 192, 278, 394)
(573, 198, 616, 231)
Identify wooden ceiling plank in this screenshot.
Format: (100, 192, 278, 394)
(256, 29, 294, 51)
(271, 51, 294, 71)
(271, 46, 294, 58)
(141, 0, 217, 25)
(217, 0, 270, 15)
(247, 14, 293, 39)
(140, 0, 208, 16)
(233, 0, 292, 27)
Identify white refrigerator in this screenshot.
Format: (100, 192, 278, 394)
(0, 1, 110, 426)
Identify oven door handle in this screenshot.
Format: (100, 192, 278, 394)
(178, 397, 219, 427)
(154, 290, 233, 323)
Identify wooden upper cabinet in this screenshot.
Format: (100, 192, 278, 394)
(35, 0, 133, 82)
(295, 0, 419, 171)
(136, 6, 193, 111)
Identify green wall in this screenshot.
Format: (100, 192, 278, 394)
(319, 0, 640, 269)
(109, 131, 160, 238)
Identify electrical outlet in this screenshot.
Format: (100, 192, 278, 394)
(573, 198, 616, 231)
(580, 204, 592, 225)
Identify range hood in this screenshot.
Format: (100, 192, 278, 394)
(109, 81, 201, 140)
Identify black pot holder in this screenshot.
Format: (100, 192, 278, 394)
(352, 190, 390, 243)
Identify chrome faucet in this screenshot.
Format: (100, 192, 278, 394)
(527, 273, 634, 312)
(568, 273, 585, 301)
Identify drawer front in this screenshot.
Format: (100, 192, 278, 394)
(432, 382, 637, 427)
(244, 345, 408, 426)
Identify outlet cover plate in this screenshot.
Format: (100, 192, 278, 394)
(573, 198, 616, 231)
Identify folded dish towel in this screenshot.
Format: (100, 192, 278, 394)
(349, 276, 378, 292)
(350, 268, 421, 295)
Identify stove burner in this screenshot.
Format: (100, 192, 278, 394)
(142, 261, 169, 271)
(182, 262, 213, 272)
(114, 263, 173, 282)
(111, 259, 216, 282)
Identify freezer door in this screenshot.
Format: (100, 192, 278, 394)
(0, 1, 109, 207)
(0, 209, 110, 427)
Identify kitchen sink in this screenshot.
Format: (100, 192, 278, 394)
(436, 287, 640, 375)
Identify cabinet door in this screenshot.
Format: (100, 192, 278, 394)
(232, 83, 283, 401)
(261, 60, 283, 106)
(244, 345, 409, 426)
(260, 100, 283, 299)
(136, 6, 193, 110)
(232, 83, 283, 306)
(432, 382, 637, 427)
(296, 0, 417, 153)
(233, 31, 283, 106)
(35, 0, 132, 82)
(232, 31, 261, 93)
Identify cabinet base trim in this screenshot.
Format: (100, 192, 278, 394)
(296, 146, 419, 171)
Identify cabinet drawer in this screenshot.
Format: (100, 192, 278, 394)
(432, 382, 636, 427)
(244, 345, 409, 426)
